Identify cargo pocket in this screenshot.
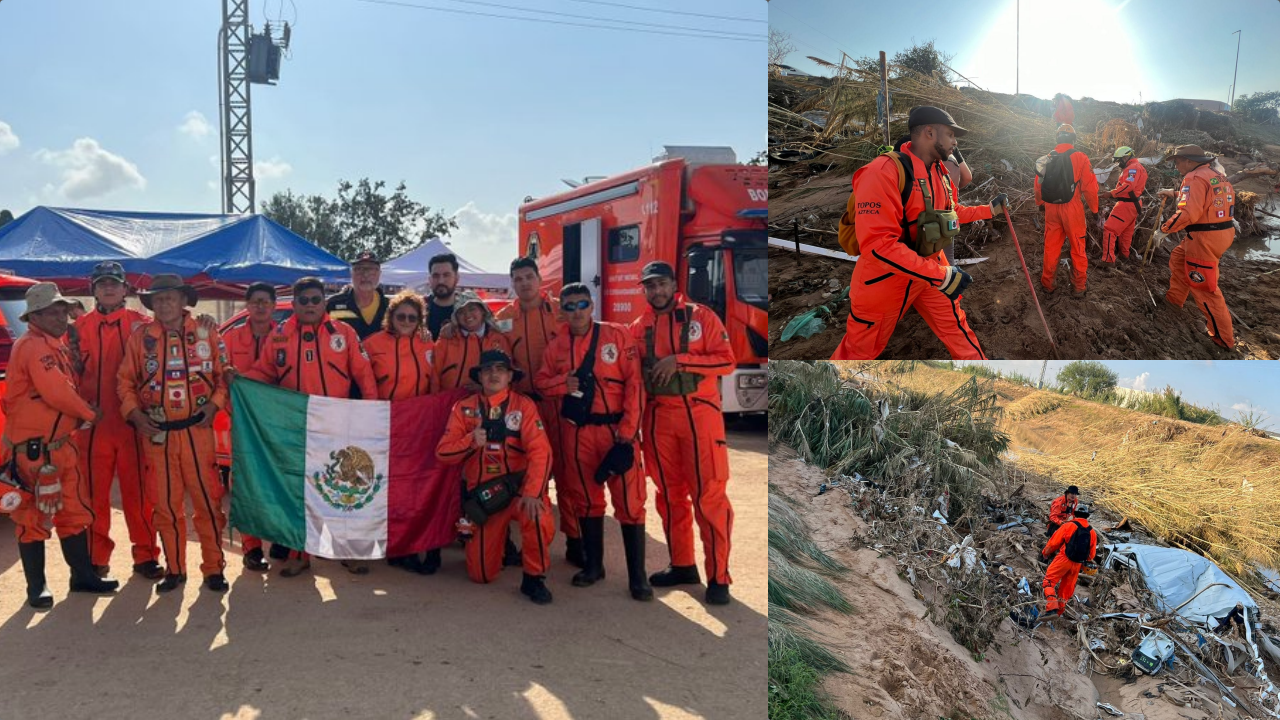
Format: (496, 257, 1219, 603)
(710, 438, 730, 482)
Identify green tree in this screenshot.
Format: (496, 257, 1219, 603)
(260, 179, 457, 262)
(1234, 90, 1280, 124)
(891, 39, 955, 84)
(1056, 361, 1118, 398)
(0, 209, 13, 230)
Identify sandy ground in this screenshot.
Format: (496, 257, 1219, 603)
(770, 148, 1280, 361)
(772, 445, 1257, 720)
(0, 418, 765, 720)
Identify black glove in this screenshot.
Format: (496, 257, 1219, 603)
(990, 193, 1009, 216)
(938, 266, 972, 301)
(594, 442, 636, 485)
(950, 146, 965, 165)
(1038, 553, 1051, 565)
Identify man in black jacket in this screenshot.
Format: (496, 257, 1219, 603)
(326, 252, 389, 341)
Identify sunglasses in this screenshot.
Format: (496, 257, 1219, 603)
(296, 295, 324, 306)
(561, 299, 592, 312)
(393, 313, 420, 323)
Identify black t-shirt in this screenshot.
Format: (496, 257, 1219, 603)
(427, 298, 454, 339)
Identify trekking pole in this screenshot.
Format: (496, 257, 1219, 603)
(1142, 196, 1167, 266)
(1002, 205, 1058, 357)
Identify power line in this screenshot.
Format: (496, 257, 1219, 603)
(352, 0, 764, 42)
(437, 0, 760, 37)
(560, 0, 765, 24)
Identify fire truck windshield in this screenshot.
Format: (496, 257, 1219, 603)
(686, 232, 768, 315)
(732, 246, 767, 311)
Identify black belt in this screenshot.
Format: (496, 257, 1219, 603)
(156, 416, 203, 431)
(1117, 196, 1141, 205)
(582, 412, 624, 426)
(1186, 221, 1234, 232)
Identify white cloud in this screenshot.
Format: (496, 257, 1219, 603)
(1232, 403, 1250, 412)
(35, 138, 146, 201)
(444, 201, 519, 268)
(0, 121, 18, 154)
(178, 111, 212, 140)
(254, 157, 292, 180)
(1233, 403, 1269, 417)
(1130, 372, 1149, 392)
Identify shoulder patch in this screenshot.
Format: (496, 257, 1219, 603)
(1209, 177, 1220, 185)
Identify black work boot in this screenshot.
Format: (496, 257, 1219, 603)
(649, 564, 701, 587)
(417, 548, 441, 575)
(564, 536, 584, 568)
(243, 547, 269, 572)
(133, 560, 165, 579)
(520, 573, 553, 605)
(571, 517, 606, 587)
(204, 573, 229, 592)
(60, 532, 119, 594)
(706, 582, 732, 606)
(156, 574, 187, 593)
(620, 524, 653, 601)
(19, 541, 53, 609)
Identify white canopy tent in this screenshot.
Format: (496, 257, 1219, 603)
(379, 238, 511, 293)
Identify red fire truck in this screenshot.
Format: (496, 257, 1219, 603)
(518, 147, 767, 413)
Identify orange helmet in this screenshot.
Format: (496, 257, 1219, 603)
(1056, 124, 1076, 135)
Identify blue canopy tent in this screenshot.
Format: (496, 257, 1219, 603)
(0, 207, 350, 297)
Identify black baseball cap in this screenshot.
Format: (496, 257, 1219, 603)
(351, 251, 381, 266)
(908, 106, 968, 137)
(639, 261, 676, 283)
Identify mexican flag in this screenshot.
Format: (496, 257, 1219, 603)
(229, 379, 468, 559)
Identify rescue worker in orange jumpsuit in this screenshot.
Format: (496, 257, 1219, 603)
(432, 290, 512, 392)
(1046, 485, 1079, 537)
(1155, 145, 1237, 349)
(4, 283, 118, 608)
(831, 107, 1003, 360)
(535, 283, 651, 601)
(243, 276, 378, 577)
(364, 289, 441, 575)
(1052, 94, 1074, 126)
(630, 261, 736, 605)
(1035, 124, 1100, 294)
(220, 281, 279, 572)
(497, 257, 580, 566)
(1102, 146, 1147, 265)
(118, 275, 230, 594)
(1040, 503, 1097, 616)
(74, 261, 162, 579)
(437, 350, 556, 605)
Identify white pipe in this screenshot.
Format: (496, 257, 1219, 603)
(768, 237, 987, 266)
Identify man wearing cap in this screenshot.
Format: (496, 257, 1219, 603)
(1046, 485, 1079, 538)
(630, 261, 737, 605)
(437, 350, 555, 605)
(1035, 124, 1099, 294)
(219, 281, 278, 572)
(535, 283, 651, 600)
(1040, 503, 1096, 616)
(1101, 146, 1147, 265)
(496, 257, 580, 565)
(832, 106, 1004, 360)
(73, 261, 163, 579)
(327, 252, 390, 341)
(432, 290, 512, 392)
(244, 276, 377, 577)
(118, 275, 231, 593)
(1155, 145, 1237, 349)
(4, 282, 118, 608)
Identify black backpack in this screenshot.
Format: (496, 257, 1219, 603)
(1037, 149, 1078, 205)
(1063, 520, 1094, 563)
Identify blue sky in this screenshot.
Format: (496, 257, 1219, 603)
(955, 361, 1280, 426)
(0, 0, 763, 268)
(770, 0, 1280, 105)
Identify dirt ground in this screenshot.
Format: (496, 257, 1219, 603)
(772, 446, 1258, 720)
(770, 151, 1280, 361)
(0, 418, 766, 720)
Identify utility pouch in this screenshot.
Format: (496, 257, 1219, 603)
(643, 309, 704, 396)
(462, 471, 524, 524)
(912, 175, 960, 256)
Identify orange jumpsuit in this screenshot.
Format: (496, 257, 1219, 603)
(1035, 143, 1099, 292)
(432, 326, 512, 392)
(1047, 494, 1077, 527)
(74, 306, 158, 567)
(535, 321, 644, 524)
(1162, 164, 1236, 348)
(364, 329, 434, 399)
(1041, 518, 1096, 615)
(243, 315, 377, 399)
(631, 296, 736, 585)
(830, 141, 991, 360)
(3, 326, 97, 542)
(437, 389, 554, 584)
(496, 296, 575, 539)
(118, 315, 229, 578)
(1102, 158, 1147, 263)
(220, 322, 273, 554)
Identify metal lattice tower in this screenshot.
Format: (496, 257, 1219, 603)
(219, 0, 254, 215)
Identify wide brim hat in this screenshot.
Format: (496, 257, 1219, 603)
(20, 282, 77, 322)
(138, 274, 198, 310)
(451, 290, 490, 322)
(468, 349, 524, 384)
(1170, 144, 1215, 162)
